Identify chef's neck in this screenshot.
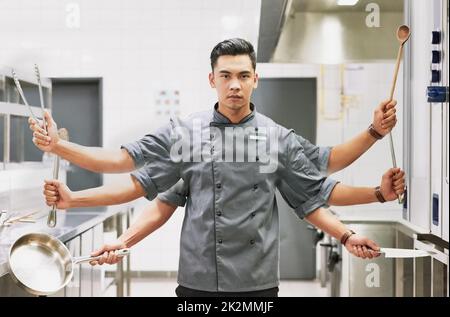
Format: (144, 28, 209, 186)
(217, 102, 252, 124)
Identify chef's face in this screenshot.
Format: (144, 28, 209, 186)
(209, 54, 258, 111)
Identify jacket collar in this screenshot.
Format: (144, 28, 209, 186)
(212, 102, 255, 125)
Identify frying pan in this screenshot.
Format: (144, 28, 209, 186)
(7, 232, 130, 296)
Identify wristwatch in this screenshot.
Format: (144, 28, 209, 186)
(375, 186, 386, 203)
(340, 230, 356, 246)
(368, 124, 384, 140)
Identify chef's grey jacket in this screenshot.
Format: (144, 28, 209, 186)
(122, 103, 338, 292)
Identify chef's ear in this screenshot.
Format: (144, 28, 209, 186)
(209, 72, 216, 88)
(253, 72, 259, 89)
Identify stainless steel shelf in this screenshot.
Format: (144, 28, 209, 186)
(0, 101, 46, 118)
(0, 66, 52, 88)
(1, 65, 52, 167)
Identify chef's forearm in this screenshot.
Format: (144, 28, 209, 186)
(70, 176, 146, 207)
(118, 199, 177, 248)
(54, 140, 135, 173)
(305, 208, 348, 241)
(327, 130, 376, 174)
(328, 183, 378, 205)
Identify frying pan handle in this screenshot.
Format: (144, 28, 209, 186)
(73, 248, 131, 264)
(47, 156, 60, 228)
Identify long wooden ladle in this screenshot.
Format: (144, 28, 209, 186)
(388, 25, 410, 204)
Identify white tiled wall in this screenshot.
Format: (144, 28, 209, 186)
(258, 63, 403, 221)
(320, 63, 404, 220)
(1, 0, 261, 271)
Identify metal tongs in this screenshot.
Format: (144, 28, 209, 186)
(11, 65, 63, 228)
(47, 128, 69, 228)
(11, 65, 47, 130)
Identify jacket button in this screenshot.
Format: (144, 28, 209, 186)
(253, 184, 258, 190)
(256, 156, 259, 162)
(250, 212, 256, 218)
(218, 239, 223, 244)
(250, 239, 255, 245)
(216, 183, 222, 189)
(216, 210, 222, 216)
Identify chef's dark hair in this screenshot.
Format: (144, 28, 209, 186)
(210, 38, 256, 71)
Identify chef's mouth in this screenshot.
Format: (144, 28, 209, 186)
(228, 96, 243, 99)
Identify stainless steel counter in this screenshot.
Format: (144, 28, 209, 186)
(0, 206, 126, 278)
(322, 212, 449, 297)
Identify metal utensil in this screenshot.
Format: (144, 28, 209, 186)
(0, 210, 9, 227)
(4, 210, 39, 225)
(0, 210, 7, 221)
(47, 128, 69, 228)
(387, 25, 411, 204)
(34, 64, 47, 132)
(8, 232, 130, 296)
(11, 69, 40, 122)
(379, 247, 434, 258)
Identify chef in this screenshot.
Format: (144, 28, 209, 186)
(30, 38, 405, 296)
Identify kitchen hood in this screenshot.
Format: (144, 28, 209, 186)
(257, 0, 404, 64)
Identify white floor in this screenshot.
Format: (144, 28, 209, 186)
(103, 277, 328, 297)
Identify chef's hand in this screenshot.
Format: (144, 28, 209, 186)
(43, 179, 73, 209)
(372, 99, 397, 137)
(380, 167, 405, 201)
(29, 110, 59, 152)
(345, 234, 380, 259)
(90, 240, 127, 266)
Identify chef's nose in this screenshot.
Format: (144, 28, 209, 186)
(229, 79, 241, 91)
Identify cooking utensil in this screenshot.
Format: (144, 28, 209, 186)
(0, 210, 8, 222)
(34, 64, 47, 132)
(14, 218, 36, 223)
(47, 128, 69, 228)
(8, 232, 130, 296)
(379, 247, 434, 258)
(387, 25, 411, 204)
(11, 69, 40, 122)
(0, 210, 11, 235)
(4, 210, 39, 225)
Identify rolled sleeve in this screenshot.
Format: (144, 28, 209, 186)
(295, 178, 340, 218)
(278, 129, 339, 218)
(295, 135, 331, 175)
(131, 168, 158, 201)
(121, 142, 145, 168)
(317, 146, 332, 175)
(158, 180, 188, 207)
(122, 120, 182, 200)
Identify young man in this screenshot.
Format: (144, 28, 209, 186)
(31, 38, 404, 296)
(87, 117, 401, 297)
